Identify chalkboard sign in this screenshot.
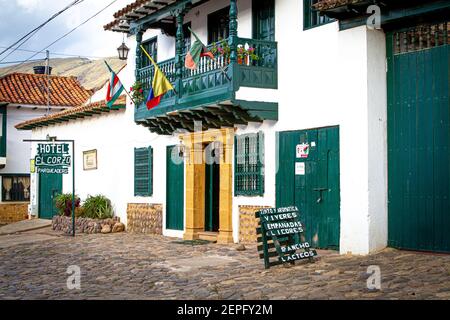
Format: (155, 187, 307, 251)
(255, 206, 317, 269)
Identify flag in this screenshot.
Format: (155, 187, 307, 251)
(185, 28, 215, 70)
(140, 45, 174, 110)
(104, 61, 124, 109)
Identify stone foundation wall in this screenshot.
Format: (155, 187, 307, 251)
(127, 203, 162, 234)
(0, 203, 28, 225)
(239, 205, 271, 243)
(52, 216, 121, 234)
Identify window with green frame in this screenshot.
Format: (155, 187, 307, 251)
(134, 147, 153, 197)
(303, 0, 335, 30)
(234, 132, 264, 196)
(140, 37, 158, 68)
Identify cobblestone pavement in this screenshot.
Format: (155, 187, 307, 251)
(1, 231, 450, 300)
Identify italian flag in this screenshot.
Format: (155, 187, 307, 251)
(105, 61, 124, 109)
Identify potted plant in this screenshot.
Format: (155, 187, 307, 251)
(211, 38, 231, 64)
(130, 81, 145, 106)
(237, 44, 260, 65)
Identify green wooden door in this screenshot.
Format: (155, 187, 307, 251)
(276, 126, 340, 250)
(387, 24, 450, 252)
(166, 146, 184, 231)
(253, 0, 275, 41)
(205, 145, 220, 232)
(38, 173, 62, 219)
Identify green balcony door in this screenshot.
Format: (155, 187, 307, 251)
(166, 146, 184, 231)
(38, 173, 62, 219)
(387, 25, 450, 252)
(253, 0, 275, 41)
(205, 145, 220, 232)
(276, 126, 340, 250)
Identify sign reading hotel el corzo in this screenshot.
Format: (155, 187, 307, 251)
(34, 143, 71, 174)
(256, 206, 318, 269)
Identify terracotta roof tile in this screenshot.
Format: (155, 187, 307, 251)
(15, 95, 127, 130)
(0, 73, 92, 107)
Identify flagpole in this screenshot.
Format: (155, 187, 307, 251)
(103, 60, 136, 105)
(140, 45, 178, 95)
(187, 27, 231, 82)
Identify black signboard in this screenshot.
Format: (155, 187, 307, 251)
(255, 206, 318, 269)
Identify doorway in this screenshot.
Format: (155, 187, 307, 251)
(276, 126, 340, 250)
(38, 173, 62, 219)
(205, 143, 220, 232)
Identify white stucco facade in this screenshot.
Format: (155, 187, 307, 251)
(0, 106, 65, 203)
(27, 0, 388, 255)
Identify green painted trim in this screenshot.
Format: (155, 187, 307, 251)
(338, 0, 450, 31)
(130, 0, 191, 34)
(0, 105, 6, 157)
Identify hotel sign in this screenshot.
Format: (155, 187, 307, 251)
(34, 143, 71, 174)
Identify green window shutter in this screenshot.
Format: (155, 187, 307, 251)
(303, 0, 334, 30)
(234, 132, 264, 196)
(0, 106, 6, 158)
(134, 146, 153, 197)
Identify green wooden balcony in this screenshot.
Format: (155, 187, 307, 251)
(135, 37, 278, 135)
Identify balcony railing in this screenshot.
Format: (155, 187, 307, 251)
(135, 37, 277, 117)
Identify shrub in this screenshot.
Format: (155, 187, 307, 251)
(54, 193, 81, 217)
(82, 194, 114, 219)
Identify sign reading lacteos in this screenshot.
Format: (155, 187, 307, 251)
(34, 143, 71, 174)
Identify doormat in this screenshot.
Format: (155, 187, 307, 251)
(172, 239, 213, 246)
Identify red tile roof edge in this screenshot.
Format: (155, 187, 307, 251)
(15, 95, 127, 130)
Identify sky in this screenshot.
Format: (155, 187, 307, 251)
(0, 0, 132, 66)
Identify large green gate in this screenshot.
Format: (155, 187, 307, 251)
(276, 126, 340, 250)
(387, 22, 450, 252)
(166, 145, 184, 231)
(38, 173, 62, 219)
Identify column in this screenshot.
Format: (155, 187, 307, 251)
(217, 128, 234, 244)
(174, 9, 185, 97)
(135, 29, 143, 81)
(229, 0, 238, 64)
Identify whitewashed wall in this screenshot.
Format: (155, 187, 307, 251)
(30, 0, 388, 255)
(0, 106, 63, 202)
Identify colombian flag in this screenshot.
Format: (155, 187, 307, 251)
(141, 45, 174, 110)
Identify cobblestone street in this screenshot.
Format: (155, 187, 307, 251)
(1, 230, 450, 300)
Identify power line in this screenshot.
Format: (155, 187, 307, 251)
(4, 0, 119, 75)
(0, 0, 85, 63)
(0, 58, 45, 65)
(0, 46, 106, 60)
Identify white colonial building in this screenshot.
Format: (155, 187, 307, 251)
(0, 71, 91, 224)
(19, 0, 450, 255)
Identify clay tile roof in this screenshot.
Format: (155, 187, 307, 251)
(313, 0, 366, 11)
(15, 95, 127, 130)
(0, 73, 92, 107)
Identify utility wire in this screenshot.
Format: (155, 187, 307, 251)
(0, 46, 106, 60)
(3, 0, 119, 75)
(0, 0, 85, 62)
(0, 58, 45, 65)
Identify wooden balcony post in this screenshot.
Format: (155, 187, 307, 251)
(174, 8, 185, 98)
(135, 28, 143, 81)
(229, 0, 238, 64)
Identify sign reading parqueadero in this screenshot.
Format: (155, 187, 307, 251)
(34, 143, 71, 174)
(256, 206, 318, 269)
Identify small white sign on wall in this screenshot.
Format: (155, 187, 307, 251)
(295, 162, 305, 175)
(296, 143, 310, 159)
